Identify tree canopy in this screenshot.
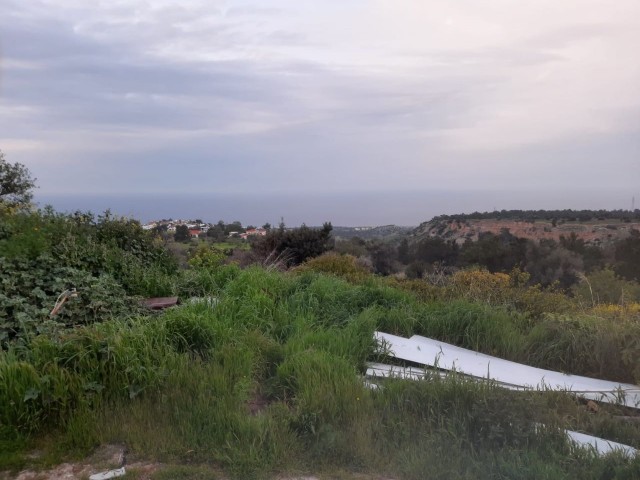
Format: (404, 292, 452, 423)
(253, 222, 333, 266)
(0, 150, 36, 210)
(427, 209, 640, 224)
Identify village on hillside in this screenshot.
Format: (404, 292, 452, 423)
(142, 219, 269, 240)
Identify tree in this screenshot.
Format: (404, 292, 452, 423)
(614, 230, 640, 281)
(0, 150, 36, 210)
(333, 236, 368, 257)
(366, 239, 397, 275)
(174, 224, 190, 242)
(397, 238, 410, 264)
(224, 221, 244, 235)
(525, 239, 583, 289)
(459, 231, 524, 272)
(415, 237, 459, 266)
(206, 223, 225, 241)
(559, 232, 604, 272)
(253, 222, 333, 266)
(405, 260, 428, 279)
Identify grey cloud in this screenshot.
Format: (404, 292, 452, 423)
(1, 19, 299, 132)
(2, 0, 478, 142)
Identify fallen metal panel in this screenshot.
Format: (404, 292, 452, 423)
(566, 430, 637, 457)
(364, 364, 638, 458)
(187, 296, 218, 306)
(366, 362, 441, 381)
(366, 362, 525, 390)
(362, 379, 381, 390)
(375, 332, 640, 408)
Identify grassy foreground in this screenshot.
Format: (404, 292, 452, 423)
(2, 264, 640, 479)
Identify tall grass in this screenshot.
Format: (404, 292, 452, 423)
(2, 265, 640, 478)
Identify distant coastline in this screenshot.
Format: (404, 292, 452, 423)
(35, 190, 633, 228)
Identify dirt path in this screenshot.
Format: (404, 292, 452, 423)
(2, 445, 397, 480)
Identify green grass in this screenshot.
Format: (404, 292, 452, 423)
(211, 241, 251, 251)
(150, 465, 219, 480)
(2, 265, 640, 479)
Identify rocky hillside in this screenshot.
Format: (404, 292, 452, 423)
(414, 218, 640, 246)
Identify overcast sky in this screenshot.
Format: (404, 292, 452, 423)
(1, 1, 639, 224)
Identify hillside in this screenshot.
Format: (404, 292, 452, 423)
(414, 217, 640, 246)
(331, 224, 413, 240)
(3, 207, 640, 479)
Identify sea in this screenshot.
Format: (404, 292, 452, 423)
(35, 190, 632, 227)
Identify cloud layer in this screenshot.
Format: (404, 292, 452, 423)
(1, 0, 638, 216)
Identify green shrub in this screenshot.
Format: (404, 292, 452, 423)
(295, 253, 371, 283)
(573, 268, 640, 306)
(525, 314, 640, 383)
(0, 209, 178, 347)
(413, 301, 527, 357)
(2, 244, 640, 478)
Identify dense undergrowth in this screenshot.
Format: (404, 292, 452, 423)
(0, 209, 177, 347)
(2, 211, 640, 478)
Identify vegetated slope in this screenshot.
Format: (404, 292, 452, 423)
(3, 264, 640, 479)
(414, 210, 640, 246)
(2, 210, 640, 479)
(331, 225, 413, 240)
(0, 209, 179, 347)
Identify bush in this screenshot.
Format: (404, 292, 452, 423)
(0, 209, 178, 347)
(294, 253, 371, 283)
(573, 268, 640, 306)
(252, 223, 333, 267)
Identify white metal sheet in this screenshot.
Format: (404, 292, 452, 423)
(366, 362, 440, 381)
(365, 362, 525, 390)
(375, 332, 640, 408)
(566, 430, 638, 457)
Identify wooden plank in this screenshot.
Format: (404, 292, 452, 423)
(375, 332, 640, 409)
(141, 297, 179, 310)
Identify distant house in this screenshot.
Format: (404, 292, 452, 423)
(189, 229, 201, 238)
(239, 227, 267, 240)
